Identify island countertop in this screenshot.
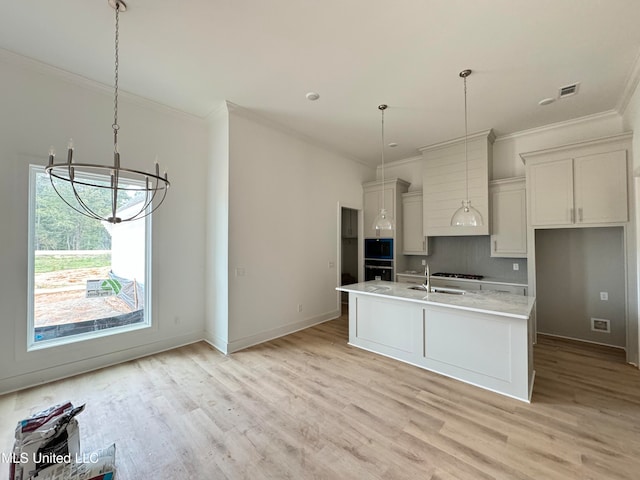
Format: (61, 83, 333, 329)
(337, 280, 535, 320)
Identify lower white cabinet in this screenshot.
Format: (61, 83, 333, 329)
(430, 278, 482, 291)
(480, 282, 528, 296)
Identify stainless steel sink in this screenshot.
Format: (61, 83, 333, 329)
(408, 286, 466, 295)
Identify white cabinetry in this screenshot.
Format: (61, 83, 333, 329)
(402, 192, 429, 255)
(430, 277, 481, 291)
(362, 178, 409, 239)
(490, 177, 527, 257)
(341, 208, 358, 238)
(420, 130, 494, 236)
(480, 282, 528, 296)
(522, 135, 629, 227)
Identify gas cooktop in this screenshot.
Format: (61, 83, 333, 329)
(432, 272, 484, 280)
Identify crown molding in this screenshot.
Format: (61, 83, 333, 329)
(618, 48, 640, 116)
(493, 110, 620, 143)
(418, 129, 495, 153)
(519, 131, 633, 164)
(379, 155, 423, 170)
(0, 47, 205, 124)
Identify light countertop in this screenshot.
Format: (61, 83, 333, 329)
(337, 281, 535, 319)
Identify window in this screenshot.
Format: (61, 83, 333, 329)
(27, 165, 152, 349)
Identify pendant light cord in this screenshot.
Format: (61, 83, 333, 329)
(113, 2, 120, 153)
(380, 105, 386, 213)
(463, 74, 468, 204)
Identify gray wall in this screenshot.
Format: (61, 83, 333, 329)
(535, 227, 625, 347)
(404, 236, 528, 283)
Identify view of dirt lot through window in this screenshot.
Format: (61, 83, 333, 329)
(34, 253, 133, 327)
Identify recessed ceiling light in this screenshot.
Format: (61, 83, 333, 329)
(305, 92, 320, 101)
(538, 97, 555, 106)
(388, 142, 398, 148)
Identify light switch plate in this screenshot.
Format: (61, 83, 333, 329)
(600, 292, 608, 301)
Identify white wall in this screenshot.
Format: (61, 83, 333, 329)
(222, 107, 372, 351)
(0, 52, 209, 393)
(204, 103, 230, 352)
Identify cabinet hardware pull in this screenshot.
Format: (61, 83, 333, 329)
(493, 240, 497, 252)
(578, 207, 583, 222)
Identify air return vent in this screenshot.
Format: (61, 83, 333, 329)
(559, 83, 580, 98)
(591, 317, 610, 333)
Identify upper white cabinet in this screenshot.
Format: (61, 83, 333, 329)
(362, 178, 410, 239)
(420, 130, 495, 236)
(402, 192, 429, 255)
(490, 177, 527, 257)
(341, 208, 358, 238)
(522, 134, 631, 227)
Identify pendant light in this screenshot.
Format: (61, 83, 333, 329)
(372, 104, 395, 233)
(45, 0, 170, 224)
(451, 69, 483, 227)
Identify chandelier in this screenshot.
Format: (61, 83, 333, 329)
(45, 0, 170, 224)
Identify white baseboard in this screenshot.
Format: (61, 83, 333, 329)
(0, 331, 204, 395)
(203, 333, 229, 355)
(225, 310, 340, 353)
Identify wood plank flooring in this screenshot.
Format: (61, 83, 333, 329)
(1, 315, 640, 479)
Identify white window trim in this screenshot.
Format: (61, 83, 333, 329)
(26, 164, 153, 351)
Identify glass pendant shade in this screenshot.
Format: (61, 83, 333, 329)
(373, 208, 395, 232)
(451, 200, 483, 227)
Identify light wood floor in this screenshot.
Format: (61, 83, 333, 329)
(2, 314, 640, 479)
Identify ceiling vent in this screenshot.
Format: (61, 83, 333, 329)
(559, 82, 580, 98)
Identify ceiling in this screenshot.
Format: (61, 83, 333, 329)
(2, 0, 640, 166)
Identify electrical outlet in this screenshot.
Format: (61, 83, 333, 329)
(600, 292, 608, 301)
(235, 267, 245, 277)
(513, 263, 519, 271)
(328, 261, 335, 268)
(421, 259, 427, 266)
(297, 304, 303, 313)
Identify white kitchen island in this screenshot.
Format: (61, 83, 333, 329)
(336, 281, 536, 402)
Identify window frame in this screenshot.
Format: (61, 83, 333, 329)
(27, 164, 153, 351)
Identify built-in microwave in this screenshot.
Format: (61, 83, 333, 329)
(364, 238, 393, 260)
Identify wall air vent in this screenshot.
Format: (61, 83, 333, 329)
(591, 317, 610, 333)
(559, 83, 580, 98)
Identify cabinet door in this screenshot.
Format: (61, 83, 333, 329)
(574, 150, 628, 224)
(402, 195, 427, 254)
(480, 283, 527, 296)
(529, 159, 574, 226)
(491, 186, 526, 257)
(364, 187, 394, 238)
(341, 209, 358, 238)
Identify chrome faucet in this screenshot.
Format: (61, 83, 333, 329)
(424, 264, 431, 293)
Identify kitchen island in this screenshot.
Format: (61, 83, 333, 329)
(336, 281, 536, 402)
